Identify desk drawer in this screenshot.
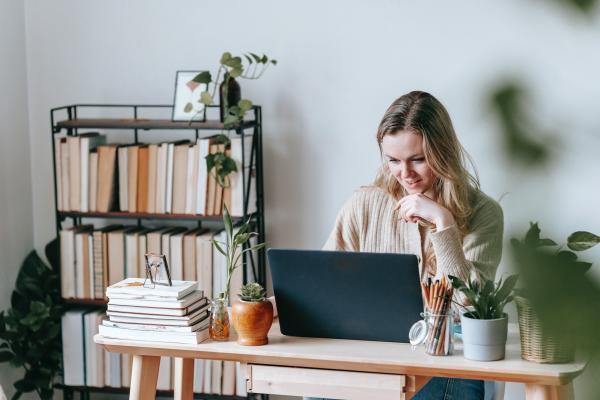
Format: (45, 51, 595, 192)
(246, 364, 406, 400)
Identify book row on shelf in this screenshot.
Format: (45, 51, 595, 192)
(53, 132, 256, 217)
(59, 224, 252, 301)
(62, 310, 245, 396)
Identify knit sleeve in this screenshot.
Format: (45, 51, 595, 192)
(429, 196, 504, 282)
(323, 192, 362, 251)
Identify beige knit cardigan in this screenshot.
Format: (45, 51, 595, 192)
(323, 186, 504, 285)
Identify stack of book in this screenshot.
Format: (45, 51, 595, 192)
(99, 278, 210, 344)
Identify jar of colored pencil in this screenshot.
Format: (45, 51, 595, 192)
(423, 311, 453, 356)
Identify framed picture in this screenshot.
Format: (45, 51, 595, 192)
(172, 70, 209, 122)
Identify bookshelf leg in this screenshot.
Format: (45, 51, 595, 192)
(173, 357, 194, 400)
(129, 355, 160, 400)
(525, 382, 574, 400)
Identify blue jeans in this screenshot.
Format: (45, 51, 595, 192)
(304, 377, 484, 400)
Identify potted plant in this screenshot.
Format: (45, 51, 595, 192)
(448, 274, 518, 361)
(511, 222, 599, 363)
(231, 282, 273, 346)
(209, 204, 266, 341)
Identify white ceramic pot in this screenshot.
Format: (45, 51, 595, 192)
(460, 313, 508, 361)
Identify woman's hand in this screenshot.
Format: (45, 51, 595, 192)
(394, 193, 455, 230)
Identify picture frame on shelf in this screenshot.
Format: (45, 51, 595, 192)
(171, 70, 208, 122)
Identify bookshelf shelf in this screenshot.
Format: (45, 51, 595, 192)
(59, 210, 256, 222)
(55, 118, 256, 131)
(51, 103, 266, 400)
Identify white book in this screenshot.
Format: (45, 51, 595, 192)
(60, 140, 70, 211)
(84, 311, 104, 387)
(196, 231, 213, 300)
(102, 315, 209, 333)
(195, 138, 210, 215)
(68, 136, 81, 211)
(222, 361, 236, 395)
(88, 234, 94, 301)
(54, 137, 64, 210)
(118, 146, 129, 212)
(121, 353, 131, 388)
(104, 349, 111, 387)
(235, 362, 247, 397)
(157, 357, 171, 391)
(107, 278, 197, 299)
(108, 290, 205, 308)
(75, 232, 85, 299)
(170, 230, 185, 281)
(138, 233, 148, 281)
(109, 352, 121, 388)
(60, 227, 76, 298)
(99, 324, 210, 344)
(81, 133, 106, 212)
(185, 144, 196, 214)
(89, 152, 99, 212)
(107, 305, 209, 326)
(212, 230, 227, 298)
(165, 142, 175, 213)
(107, 298, 207, 316)
(230, 135, 256, 217)
(125, 229, 141, 279)
(155, 143, 168, 213)
(211, 360, 222, 394)
(203, 360, 212, 394)
(193, 359, 204, 393)
(61, 310, 85, 386)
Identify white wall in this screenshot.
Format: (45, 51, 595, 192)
(21, 1, 600, 399)
(0, 0, 34, 397)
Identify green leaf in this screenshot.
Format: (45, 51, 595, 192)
(557, 250, 577, 262)
(192, 71, 212, 84)
(229, 67, 242, 78)
(495, 274, 518, 304)
(183, 102, 193, 113)
(567, 231, 600, 251)
(212, 239, 227, 257)
(249, 52, 261, 63)
(238, 99, 253, 112)
(14, 379, 36, 392)
(0, 351, 14, 362)
(271, 59, 278, 65)
(200, 91, 213, 106)
(524, 222, 541, 245)
(260, 54, 268, 63)
(244, 54, 253, 64)
(223, 205, 233, 243)
(537, 238, 557, 247)
(220, 52, 232, 64)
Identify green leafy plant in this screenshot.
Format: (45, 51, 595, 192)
(448, 274, 518, 320)
(190, 52, 277, 188)
(238, 282, 267, 302)
(212, 204, 266, 304)
(0, 242, 63, 400)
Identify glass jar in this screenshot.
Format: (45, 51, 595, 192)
(209, 297, 230, 341)
(409, 311, 454, 356)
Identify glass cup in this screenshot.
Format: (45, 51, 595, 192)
(209, 297, 230, 341)
(409, 311, 454, 356)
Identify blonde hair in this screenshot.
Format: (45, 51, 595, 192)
(373, 91, 480, 275)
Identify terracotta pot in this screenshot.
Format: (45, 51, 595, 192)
(232, 299, 274, 346)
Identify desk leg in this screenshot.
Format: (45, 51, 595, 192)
(525, 383, 574, 400)
(174, 357, 194, 400)
(129, 355, 160, 400)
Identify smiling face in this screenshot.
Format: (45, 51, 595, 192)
(381, 130, 437, 197)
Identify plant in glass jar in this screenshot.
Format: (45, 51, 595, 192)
(209, 205, 266, 341)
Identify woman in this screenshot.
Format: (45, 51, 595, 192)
(322, 91, 504, 400)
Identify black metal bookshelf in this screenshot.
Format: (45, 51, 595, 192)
(50, 104, 266, 400)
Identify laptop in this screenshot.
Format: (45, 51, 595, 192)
(268, 249, 423, 343)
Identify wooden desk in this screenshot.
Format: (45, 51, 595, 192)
(95, 322, 585, 400)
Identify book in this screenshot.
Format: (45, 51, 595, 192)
(183, 228, 205, 281)
(118, 145, 129, 212)
(155, 142, 168, 214)
(157, 357, 171, 391)
(136, 145, 149, 213)
(196, 230, 214, 299)
(89, 151, 99, 212)
(102, 315, 209, 333)
(172, 143, 189, 214)
(60, 225, 92, 299)
(98, 324, 210, 344)
(193, 359, 204, 393)
(68, 136, 81, 211)
(92, 225, 123, 299)
(107, 305, 209, 326)
(235, 362, 247, 397)
(222, 148, 232, 213)
(206, 143, 219, 216)
(107, 277, 198, 299)
(222, 361, 236, 396)
(97, 145, 118, 212)
(107, 298, 207, 317)
(211, 360, 222, 394)
(75, 229, 93, 299)
(80, 133, 105, 212)
(60, 139, 70, 211)
(195, 138, 211, 215)
(127, 145, 139, 213)
(185, 144, 197, 214)
(62, 310, 85, 385)
(165, 142, 175, 213)
(230, 135, 257, 217)
(54, 137, 65, 211)
(125, 227, 145, 279)
(169, 228, 188, 281)
(108, 290, 205, 308)
(146, 144, 159, 213)
(213, 143, 226, 215)
(108, 227, 138, 286)
(84, 310, 104, 387)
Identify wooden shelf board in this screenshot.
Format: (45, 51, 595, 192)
(63, 298, 107, 306)
(59, 211, 253, 222)
(55, 118, 255, 131)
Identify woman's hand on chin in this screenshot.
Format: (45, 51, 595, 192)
(394, 193, 455, 229)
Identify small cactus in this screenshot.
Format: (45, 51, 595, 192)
(239, 282, 266, 302)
